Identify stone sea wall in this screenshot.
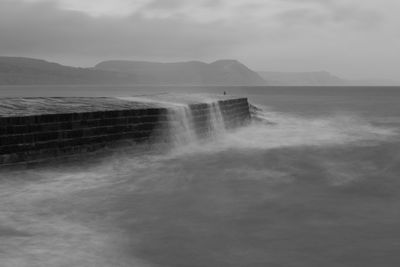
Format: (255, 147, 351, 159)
(0, 97, 250, 166)
(189, 98, 250, 138)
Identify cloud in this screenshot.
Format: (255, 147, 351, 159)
(0, 0, 251, 65)
(145, 0, 186, 10)
(0, 0, 399, 80)
(22, 0, 149, 16)
(274, 0, 383, 30)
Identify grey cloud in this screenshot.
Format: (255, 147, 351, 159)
(145, 0, 224, 10)
(0, 0, 398, 80)
(145, 0, 185, 10)
(277, 0, 383, 29)
(328, 5, 382, 29)
(202, 0, 224, 8)
(0, 0, 251, 65)
(276, 8, 327, 27)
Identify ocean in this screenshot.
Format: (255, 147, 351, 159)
(1, 86, 400, 267)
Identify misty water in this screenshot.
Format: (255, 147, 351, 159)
(1, 86, 400, 266)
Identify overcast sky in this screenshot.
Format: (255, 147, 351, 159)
(1, 0, 399, 80)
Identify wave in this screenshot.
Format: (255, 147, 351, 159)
(168, 104, 397, 156)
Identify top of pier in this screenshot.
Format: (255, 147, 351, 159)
(0, 94, 244, 117)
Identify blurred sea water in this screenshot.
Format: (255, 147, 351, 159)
(1, 86, 400, 267)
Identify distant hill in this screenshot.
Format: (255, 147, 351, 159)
(95, 59, 266, 85)
(257, 71, 345, 86)
(0, 57, 266, 86)
(4, 57, 395, 86)
(0, 57, 137, 85)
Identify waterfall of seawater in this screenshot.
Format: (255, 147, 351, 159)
(166, 101, 226, 146)
(166, 105, 197, 146)
(208, 102, 226, 137)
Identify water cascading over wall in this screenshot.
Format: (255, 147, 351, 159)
(166, 101, 228, 145)
(0, 96, 251, 166)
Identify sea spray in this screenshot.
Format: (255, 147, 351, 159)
(117, 94, 233, 146)
(166, 104, 397, 156)
(208, 102, 226, 138)
(166, 105, 197, 146)
(1, 97, 399, 267)
(165, 101, 228, 147)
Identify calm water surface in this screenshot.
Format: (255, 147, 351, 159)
(1, 86, 400, 267)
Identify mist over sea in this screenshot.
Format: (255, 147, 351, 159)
(1, 86, 400, 266)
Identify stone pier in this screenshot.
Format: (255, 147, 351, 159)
(0, 95, 251, 166)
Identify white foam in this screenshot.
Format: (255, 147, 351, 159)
(169, 105, 398, 156)
(167, 105, 197, 146)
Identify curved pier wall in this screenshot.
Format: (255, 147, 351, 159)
(0, 97, 250, 166)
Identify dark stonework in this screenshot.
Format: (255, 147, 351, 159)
(0, 96, 251, 166)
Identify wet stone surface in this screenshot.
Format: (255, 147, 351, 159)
(0, 95, 250, 166)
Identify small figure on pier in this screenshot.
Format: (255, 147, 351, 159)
(223, 91, 226, 95)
